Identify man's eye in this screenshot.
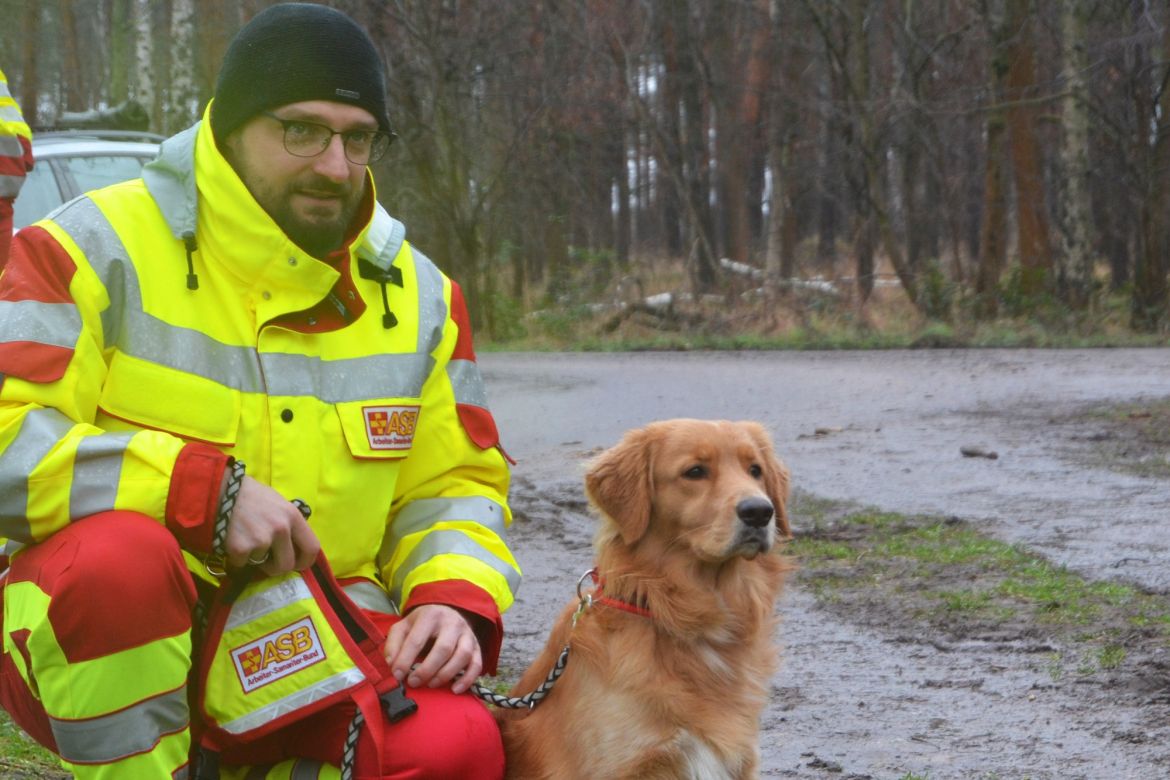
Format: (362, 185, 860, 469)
(285, 121, 319, 140)
(343, 130, 374, 147)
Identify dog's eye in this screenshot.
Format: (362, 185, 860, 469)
(683, 465, 707, 480)
(749, 464, 763, 479)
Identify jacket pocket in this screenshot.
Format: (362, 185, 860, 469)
(98, 351, 241, 445)
(335, 399, 421, 460)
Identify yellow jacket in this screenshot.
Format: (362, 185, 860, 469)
(0, 107, 519, 663)
(0, 67, 33, 199)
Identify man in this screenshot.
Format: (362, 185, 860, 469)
(0, 4, 520, 778)
(0, 67, 34, 268)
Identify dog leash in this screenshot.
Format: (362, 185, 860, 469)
(471, 568, 602, 710)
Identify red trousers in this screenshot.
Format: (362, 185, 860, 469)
(0, 511, 504, 779)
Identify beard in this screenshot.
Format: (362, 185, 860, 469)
(264, 173, 364, 258)
(224, 138, 365, 258)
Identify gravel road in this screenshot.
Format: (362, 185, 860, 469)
(480, 349, 1170, 779)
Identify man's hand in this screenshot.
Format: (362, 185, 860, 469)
(384, 604, 482, 695)
(224, 476, 321, 575)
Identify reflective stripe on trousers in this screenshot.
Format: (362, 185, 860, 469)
(0, 511, 196, 778)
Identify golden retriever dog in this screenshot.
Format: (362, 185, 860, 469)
(499, 418, 792, 780)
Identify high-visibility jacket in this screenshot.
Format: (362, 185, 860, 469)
(0, 105, 520, 664)
(0, 67, 34, 269)
(0, 67, 32, 196)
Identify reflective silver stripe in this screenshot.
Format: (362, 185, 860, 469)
(260, 351, 431, 401)
(221, 668, 365, 735)
(0, 408, 74, 539)
(291, 761, 328, 780)
(0, 172, 24, 197)
(0, 300, 82, 348)
(225, 576, 314, 632)
(383, 496, 507, 556)
(0, 135, 24, 157)
(173, 766, 189, 780)
(52, 196, 143, 350)
(70, 432, 133, 520)
(0, 104, 24, 123)
(447, 359, 489, 409)
(50, 686, 188, 764)
(411, 249, 447, 356)
(54, 198, 431, 402)
(386, 529, 521, 606)
(124, 316, 263, 392)
(343, 580, 398, 615)
(54, 198, 265, 393)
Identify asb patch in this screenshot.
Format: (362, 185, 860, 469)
(363, 405, 419, 450)
(231, 616, 326, 693)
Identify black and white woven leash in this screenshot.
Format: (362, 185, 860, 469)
(340, 709, 364, 780)
(471, 643, 571, 710)
(470, 567, 598, 710)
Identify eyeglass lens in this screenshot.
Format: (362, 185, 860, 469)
(282, 120, 392, 164)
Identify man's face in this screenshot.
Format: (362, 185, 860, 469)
(224, 100, 374, 258)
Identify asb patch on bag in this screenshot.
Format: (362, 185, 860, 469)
(193, 553, 414, 771)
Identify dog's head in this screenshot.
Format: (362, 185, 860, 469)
(585, 419, 791, 562)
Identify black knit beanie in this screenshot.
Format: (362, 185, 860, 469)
(211, 3, 390, 145)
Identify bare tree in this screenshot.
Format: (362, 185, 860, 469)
(1058, 0, 1095, 307)
(1003, 0, 1054, 298)
(133, 0, 154, 121)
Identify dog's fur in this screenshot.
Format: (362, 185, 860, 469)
(499, 419, 792, 780)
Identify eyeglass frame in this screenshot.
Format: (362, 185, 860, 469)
(260, 111, 396, 165)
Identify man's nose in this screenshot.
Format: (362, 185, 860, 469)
(313, 134, 352, 180)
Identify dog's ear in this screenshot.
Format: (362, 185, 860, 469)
(585, 428, 654, 545)
(745, 422, 792, 539)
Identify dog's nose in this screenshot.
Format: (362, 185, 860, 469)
(736, 497, 774, 528)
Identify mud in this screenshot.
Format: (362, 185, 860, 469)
(481, 349, 1170, 779)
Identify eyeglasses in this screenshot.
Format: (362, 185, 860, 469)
(261, 112, 396, 165)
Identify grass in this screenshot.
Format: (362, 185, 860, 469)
(789, 498, 1170, 678)
(482, 256, 1170, 352)
(0, 713, 63, 777)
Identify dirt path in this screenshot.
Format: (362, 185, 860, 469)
(481, 349, 1170, 779)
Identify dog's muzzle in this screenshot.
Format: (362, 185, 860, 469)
(732, 497, 775, 557)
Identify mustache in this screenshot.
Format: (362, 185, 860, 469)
(292, 175, 352, 197)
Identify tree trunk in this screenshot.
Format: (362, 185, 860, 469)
(108, 0, 133, 106)
(167, 0, 197, 133)
(19, 2, 39, 127)
(61, 0, 84, 112)
(976, 114, 1009, 316)
(1004, 0, 1053, 297)
(134, 0, 154, 123)
(1131, 5, 1170, 331)
(975, 0, 1011, 317)
(1058, 0, 1095, 308)
(724, 0, 770, 266)
(765, 11, 804, 287)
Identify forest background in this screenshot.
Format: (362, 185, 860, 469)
(6, 0, 1170, 349)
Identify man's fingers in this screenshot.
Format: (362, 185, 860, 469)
(385, 619, 430, 683)
(435, 635, 481, 693)
(290, 515, 321, 570)
(223, 477, 319, 574)
(383, 605, 482, 693)
(412, 632, 457, 687)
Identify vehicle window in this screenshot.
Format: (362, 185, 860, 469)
(12, 164, 64, 230)
(64, 154, 149, 196)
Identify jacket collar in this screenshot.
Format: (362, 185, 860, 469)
(143, 104, 407, 288)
